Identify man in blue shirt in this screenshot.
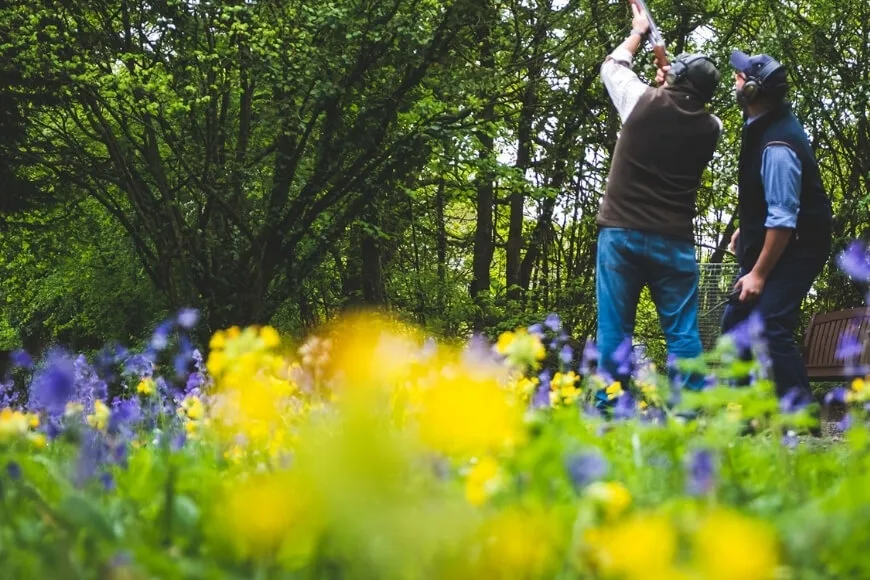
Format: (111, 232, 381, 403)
(722, 50, 833, 401)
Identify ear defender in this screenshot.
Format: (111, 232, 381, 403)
(739, 58, 785, 103)
(665, 53, 713, 86)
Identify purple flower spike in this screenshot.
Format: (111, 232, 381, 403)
(780, 387, 810, 414)
(686, 449, 716, 496)
(581, 340, 599, 374)
(544, 313, 562, 332)
(782, 431, 799, 449)
(6, 461, 22, 480)
(836, 329, 864, 361)
(825, 387, 849, 405)
(527, 324, 544, 338)
(28, 350, 77, 416)
(10, 349, 33, 370)
(564, 451, 609, 488)
(613, 336, 633, 376)
(177, 308, 200, 329)
(837, 241, 870, 282)
(613, 392, 636, 420)
(559, 344, 574, 366)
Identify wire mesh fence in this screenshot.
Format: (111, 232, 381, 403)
(697, 261, 740, 351)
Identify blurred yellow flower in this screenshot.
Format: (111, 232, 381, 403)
(464, 456, 501, 506)
(86, 400, 110, 432)
(217, 471, 322, 566)
(693, 507, 780, 580)
(585, 481, 632, 521)
(583, 511, 677, 578)
(0, 408, 31, 442)
(136, 378, 155, 396)
(467, 506, 562, 579)
(416, 360, 523, 458)
(550, 371, 581, 407)
(605, 381, 624, 400)
(494, 328, 546, 371)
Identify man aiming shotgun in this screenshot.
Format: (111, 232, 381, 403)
(593, 1, 722, 408)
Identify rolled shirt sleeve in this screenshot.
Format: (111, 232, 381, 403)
(761, 144, 802, 229)
(600, 46, 650, 124)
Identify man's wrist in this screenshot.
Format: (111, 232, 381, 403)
(630, 28, 648, 39)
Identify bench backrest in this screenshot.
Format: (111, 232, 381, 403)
(802, 307, 870, 381)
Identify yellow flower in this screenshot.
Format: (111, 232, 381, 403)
(65, 402, 84, 417)
(583, 512, 677, 578)
(29, 432, 47, 449)
(260, 325, 281, 348)
(136, 378, 155, 395)
(416, 360, 523, 458)
(550, 371, 581, 407)
(585, 481, 632, 521)
(0, 408, 30, 441)
(216, 471, 322, 565)
(605, 381, 624, 400)
(86, 400, 111, 432)
(692, 507, 780, 580)
(467, 506, 563, 579)
(464, 456, 501, 506)
(494, 328, 546, 371)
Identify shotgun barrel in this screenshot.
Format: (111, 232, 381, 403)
(629, 0, 669, 69)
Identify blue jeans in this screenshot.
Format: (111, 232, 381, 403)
(596, 227, 705, 400)
(721, 237, 829, 399)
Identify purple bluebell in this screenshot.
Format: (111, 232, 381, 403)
(835, 412, 852, 433)
(613, 392, 636, 420)
(581, 340, 599, 375)
(10, 349, 33, 369)
(0, 378, 19, 408)
(530, 369, 552, 409)
(150, 320, 175, 352)
(544, 313, 562, 332)
(782, 430, 799, 449)
(780, 388, 811, 414)
(527, 324, 544, 338)
(836, 329, 864, 361)
(74, 355, 108, 412)
(6, 461, 21, 480)
(108, 399, 141, 436)
(836, 241, 870, 282)
(824, 387, 849, 405)
(686, 449, 716, 496)
(612, 336, 633, 376)
(74, 431, 108, 488)
(28, 349, 77, 416)
(123, 354, 154, 379)
(564, 451, 609, 488)
(177, 308, 200, 330)
(171, 431, 187, 452)
(559, 344, 574, 366)
(100, 472, 115, 492)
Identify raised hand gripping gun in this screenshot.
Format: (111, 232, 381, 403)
(629, 0, 669, 69)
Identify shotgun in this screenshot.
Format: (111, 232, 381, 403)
(629, 0, 669, 69)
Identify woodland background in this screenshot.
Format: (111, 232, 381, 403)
(1, 0, 867, 364)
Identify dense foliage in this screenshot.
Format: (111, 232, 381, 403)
(2, 0, 868, 358)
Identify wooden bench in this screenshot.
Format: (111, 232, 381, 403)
(802, 307, 870, 381)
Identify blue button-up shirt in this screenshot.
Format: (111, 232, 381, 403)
(747, 114, 802, 229)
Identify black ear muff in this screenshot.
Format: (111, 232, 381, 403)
(740, 58, 785, 103)
(666, 53, 713, 86)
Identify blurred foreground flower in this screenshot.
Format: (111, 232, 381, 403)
(692, 507, 780, 580)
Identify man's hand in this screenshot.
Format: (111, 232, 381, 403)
(735, 270, 765, 303)
(630, 3, 650, 36)
(729, 228, 740, 253)
(655, 63, 670, 86)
